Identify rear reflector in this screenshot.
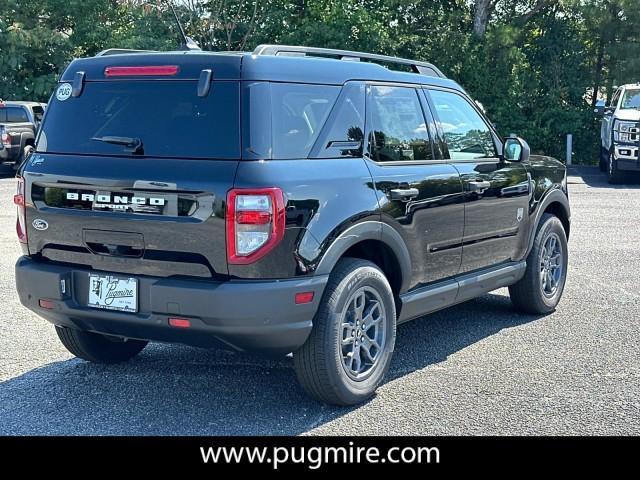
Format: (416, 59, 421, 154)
(38, 299, 55, 309)
(169, 317, 191, 328)
(295, 292, 314, 304)
(104, 65, 180, 77)
(15, 177, 27, 245)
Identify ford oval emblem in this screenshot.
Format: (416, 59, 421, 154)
(32, 219, 49, 231)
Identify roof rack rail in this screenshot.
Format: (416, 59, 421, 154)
(252, 44, 446, 78)
(96, 48, 156, 57)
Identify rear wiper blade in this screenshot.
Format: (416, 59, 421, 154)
(92, 135, 144, 154)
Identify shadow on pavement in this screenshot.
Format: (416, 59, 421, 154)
(569, 165, 640, 189)
(0, 293, 543, 435)
(0, 168, 16, 179)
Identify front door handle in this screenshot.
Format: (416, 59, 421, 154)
(390, 188, 419, 201)
(468, 180, 491, 192)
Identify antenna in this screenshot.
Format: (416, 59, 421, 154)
(163, 0, 200, 51)
(144, 1, 201, 51)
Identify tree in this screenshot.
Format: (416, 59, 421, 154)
(472, 0, 558, 38)
(2, 0, 640, 162)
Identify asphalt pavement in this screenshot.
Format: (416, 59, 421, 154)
(0, 165, 638, 435)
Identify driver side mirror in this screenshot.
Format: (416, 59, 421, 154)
(22, 145, 35, 166)
(23, 144, 35, 158)
(504, 136, 530, 162)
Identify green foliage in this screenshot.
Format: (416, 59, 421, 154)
(1, 0, 639, 163)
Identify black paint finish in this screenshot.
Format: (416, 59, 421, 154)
(15, 49, 570, 353)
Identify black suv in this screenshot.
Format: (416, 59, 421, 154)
(14, 45, 570, 405)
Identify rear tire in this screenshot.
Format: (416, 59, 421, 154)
(509, 214, 568, 314)
(294, 258, 396, 406)
(55, 326, 147, 364)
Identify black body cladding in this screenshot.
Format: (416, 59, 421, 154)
(15, 47, 570, 354)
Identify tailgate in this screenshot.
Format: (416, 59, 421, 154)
(24, 153, 237, 278)
(25, 63, 242, 278)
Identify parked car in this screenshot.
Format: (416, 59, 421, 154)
(0, 100, 46, 168)
(14, 45, 570, 405)
(596, 83, 640, 183)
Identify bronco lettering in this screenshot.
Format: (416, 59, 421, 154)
(66, 192, 166, 206)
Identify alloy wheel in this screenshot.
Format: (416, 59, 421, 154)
(339, 286, 387, 380)
(540, 232, 563, 297)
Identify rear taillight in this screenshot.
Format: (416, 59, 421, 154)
(1, 131, 11, 146)
(14, 177, 27, 244)
(226, 188, 285, 265)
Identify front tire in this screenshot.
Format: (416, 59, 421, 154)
(607, 151, 625, 184)
(599, 147, 608, 172)
(55, 326, 147, 364)
(509, 214, 568, 314)
(294, 258, 396, 406)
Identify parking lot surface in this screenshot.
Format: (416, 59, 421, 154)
(0, 166, 638, 435)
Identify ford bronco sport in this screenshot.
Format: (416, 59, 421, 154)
(14, 45, 570, 405)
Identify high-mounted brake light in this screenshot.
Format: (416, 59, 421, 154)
(15, 177, 27, 244)
(226, 188, 286, 265)
(104, 65, 180, 77)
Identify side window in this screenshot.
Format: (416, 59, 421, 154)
(0, 109, 6, 122)
(428, 89, 497, 160)
(271, 83, 339, 159)
(7, 107, 29, 123)
(314, 82, 365, 158)
(368, 86, 433, 162)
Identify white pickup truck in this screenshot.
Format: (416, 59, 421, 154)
(598, 83, 640, 183)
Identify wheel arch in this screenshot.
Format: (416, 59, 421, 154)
(543, 200, 570, 240)
(527, 189, 571, 256)
(315, 221, 412, 295)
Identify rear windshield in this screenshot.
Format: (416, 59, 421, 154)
(0, 106, 29, 123)
(37, 81, 239, 159)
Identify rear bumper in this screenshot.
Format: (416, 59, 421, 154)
(15, 256, 327, 355)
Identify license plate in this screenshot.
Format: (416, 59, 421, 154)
(87, 274, 138, 313)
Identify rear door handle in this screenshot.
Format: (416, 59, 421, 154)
(468, 180, 491, 192)
(390, 188, 419, 201)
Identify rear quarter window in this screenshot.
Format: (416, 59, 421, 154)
(37, 81, 240, 159)
(270, 83, 340, 159)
